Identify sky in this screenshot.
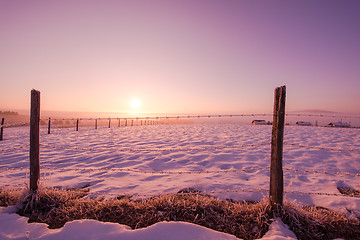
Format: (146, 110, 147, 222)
(1, 0, 360, 115)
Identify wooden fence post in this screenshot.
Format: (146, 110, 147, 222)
(30, 89, 40, 193)
(125, 118, 127, 126)
(118, 118, 120, 127)
(95, 119, 97, 129)
(48, 117, 51, 134)
(76, 119, 79, 131)
(270, 85, 286, 206)
(108, 118, 111, 128)
(0, 118, 4, 141)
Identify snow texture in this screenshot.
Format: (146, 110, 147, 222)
(1, 124, 359, 239)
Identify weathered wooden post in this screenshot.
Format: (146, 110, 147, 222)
(131, 119, 134, 126)
(0, 118, 4, 141)
(125, 118, 128, 126)
(47, 117, 51, 134)
(108, 118, 111, 128)
(30, 89, 40, 193)
(270, 85, 286, 206)
(76, 119, 79, 131)
(95, 119, 98, 129)
(118, 118, 120, 127)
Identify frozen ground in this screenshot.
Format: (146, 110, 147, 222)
(1, 123, 360, 239)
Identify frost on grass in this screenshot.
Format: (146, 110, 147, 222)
(2, 188, 360, 240)
(0, 188, 23, 206)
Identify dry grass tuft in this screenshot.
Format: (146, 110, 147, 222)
(15, 188, 272, 240)
(338, 186, 360, 198)
(280, 203, 360, 240)
(1, 188, 360, 240)
(0, 188, 24, 206)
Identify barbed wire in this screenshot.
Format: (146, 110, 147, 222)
(284, 142, 360, 153)
(2, 112, 360, 132)
(1, 122, 28, 128)
(46, 114, 274, 122)
(283, 167, 360, 177)
(2, 142, 359, 155)
(42, 166, 270, 175)
(286, 113, 360, 119)
(38, 113, 360, 122)
(39, 142, 271, 153)
(0, 145, 29, 152)
(284, 190, 360, 198)
(0, 166, 269, 174)
(2, 165, 360, 178)
(0, 167, 29, 172)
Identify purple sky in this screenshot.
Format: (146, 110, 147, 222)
(1, 0, 359, 114)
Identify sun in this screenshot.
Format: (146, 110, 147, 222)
(130, 98, 141, 110)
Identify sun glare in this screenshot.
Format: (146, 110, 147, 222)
(130, 98, 141, 110)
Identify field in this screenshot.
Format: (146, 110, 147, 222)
(1, 123, 360, 239)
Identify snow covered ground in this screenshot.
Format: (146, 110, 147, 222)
(1, 123, 359, 239)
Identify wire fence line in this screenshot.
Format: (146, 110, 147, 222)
(2, 141, 360, 154)
(285, 113, 360, 119)
(2, 112, 360, 124)
(47, 113, 273, 122)
(40, 166, 270, 175)
(1, 112, 360, 134)
(282, 168, 360, 177)
(0, 145, 29, 152)
(1, 166, 268, 175)
(39, 142, 360, 154)
(38, 142, 271, 153)
(43, 112, 360, 121)
(0, 165, 270, 175)
(1, 165, 360, 178)
(284, 142, 360, 153)
(0, 122, 28, 128)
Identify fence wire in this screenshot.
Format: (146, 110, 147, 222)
(284, 142, 360, 153)
(283, 168, 360, 177)
(43, 166, 270, 175)
(0, 145, 29, 152)
(48, 113, 274, 122)
(2, 142, 360, 154)
(285, 113, 360, 119)
(39, 142, 270, 153)
(44, 112, 360, 122)
(0, 166, 269, 174)
(1, 165, 359, 178)
(1, 122, 28, 128)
